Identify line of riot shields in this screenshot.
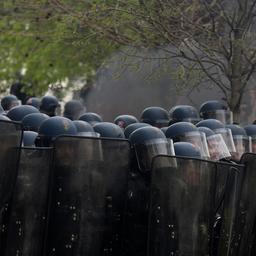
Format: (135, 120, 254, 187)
(1, 119, 256, 256)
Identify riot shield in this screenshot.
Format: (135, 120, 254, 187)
(224, 153, 256, 256)
(44, 136, 130, 256)
(0, 120, 22, 249)
(147, 155, 240, 256)
(2, 147, 53, 256)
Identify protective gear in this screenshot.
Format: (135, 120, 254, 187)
(166, 122, 209, 159)
(199, 100, 233, 124)
(140, 106, 169, 128)
(124, 122, 151, 139)
(197, 126, 231, 161)
(0, 115, 10, 121)
(226, 124, 251, 161)
(72, 120, 98, 137)
(7, 105, 39, 122)
(44, 136, 130, 255)
(79, 112, 103, 125)
(25, 97, 41, 109)
(3, 147, 53, 255)
(22, 113, 49, 132)
(196, 119, 236, 156)
(174, 142, 201, 158)
(39, 95, 60, 117)
(22, 131, 38, 147)
(93, 122, 125, 138)
(244, 125, 256, 153)
(37, 116, 77, 146)
(114, 114, 138, 129)
(1, 95, 20, 111)
(63, 100, 85, 121)
(169, 105, 200, 124)
(129, 126, 174, 172)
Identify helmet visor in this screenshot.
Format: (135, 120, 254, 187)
(207, 134, 231, 161)
(181, 131, 210, 159)
(206, 110, 233, 124)
(214, 128, 236, 153)
(77, 132, 100, 137)
(134, 138, 175, 172)
(230, 135, 251, 161)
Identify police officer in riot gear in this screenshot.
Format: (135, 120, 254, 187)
(140, 106, 169, 128)
(63, 100, 86, 121)
(174, 142, 201, 158)
(169, 105, 200, 125)
(199, 100, 233, 124)
(72, 120, 98, 137)
(124, 123, 151, 139)
(39, 95, 60, 117)
(93, 122, 125, 138)
(114, 114, 138, 129)
(25, 97, 41, 109)
(22, 113, 49, 132)
(79, 112, 103, 126)
(1, 95, 20, 111)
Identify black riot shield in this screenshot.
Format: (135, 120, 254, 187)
(147, 155, 240, 256)
(223, 153, 256, 256)
(0, 120, 22, 249)
(44, 136, 130, 256)
(2, 147, 53, 256)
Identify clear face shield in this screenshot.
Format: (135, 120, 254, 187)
(206, 110, 233, 124)
(134, 138, 175, 172)
(214, 128, 236, 154)
(180, 131, 210, 159)
(76, 132, 100, 138)
(231, 135, 252, 161)
(206, 134, 231, 161)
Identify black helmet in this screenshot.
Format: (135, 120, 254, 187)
(7, 105, 39, 122)
(197, 119, 235, 160)
(226, 124, 251, 161)
(72, 120, 97, 137)
(22, 113, 49, 132)
(169, 105, 200, 124)
(140, 106, 169, 128)
(63, 100, 85, 121)
(244, 125, 256, 153)
(93, 122, 125, 138)
(197, 127, 215, 137)
(40, 95, 60, 117)
(22, 131, 38, 147)
(199, 100, 233, 124)
(124, 123, 151, 139)
(129, 126, 174, 172)
(174, 142, 201, 158)
(37, 116, 77, 146)
(79, 112, 103, 126)
(166, 122, 209, 159)
(114, 114, 138, 129)
(1, 95, 20, 111)
(25, 97, 41, 109)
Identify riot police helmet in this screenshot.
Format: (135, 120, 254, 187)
(166, 122, 210, 159)
(197, 127, 215, 137)
(124, 122, 151, 139)
(73, 120, 98, 137)
(129, 126, 175, 172)
(169, 105, 200, 124)
(39, 95, 60, 117)
(22, 131, 38, 147)
(79, 112, 103, 125)
(1, 95, 20, 111)
(174, 142, 201, 158)
(63, 100, 85, 121)
(140, 106, 169, 128)
(7, 105, 39, 122)
(25, 97, 41, 109)
(22, 113, 49, 132)
(199, 100, 233, 124)
(114, 114, 138, 129)
(37, 116, 77, 146)
(93, 122, 125, 138)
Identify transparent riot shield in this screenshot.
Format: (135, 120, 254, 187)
(0, 120, 22, 250)
(223, 153, 256, 256)
(2, 147, 53, 256)
(44, 136, 130, 256)
(148, 155, 240, 256)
